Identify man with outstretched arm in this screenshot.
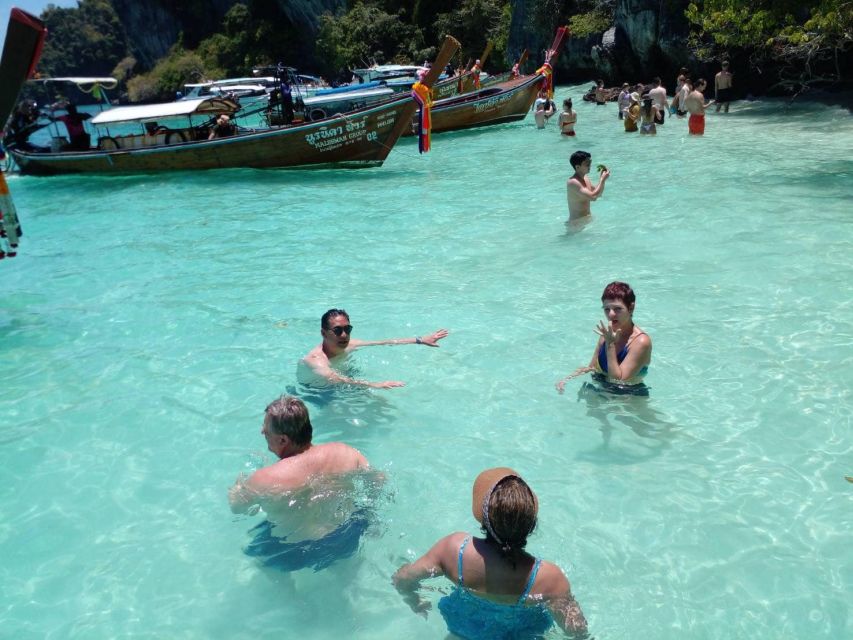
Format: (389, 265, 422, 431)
(300, 308, 449, 388)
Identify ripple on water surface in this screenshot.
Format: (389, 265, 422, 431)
(1, 87, 852, 639)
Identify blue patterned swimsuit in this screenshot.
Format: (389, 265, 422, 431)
(437, 537, 554, 639)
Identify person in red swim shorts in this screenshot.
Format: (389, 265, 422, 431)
(684, 78, 711, 135)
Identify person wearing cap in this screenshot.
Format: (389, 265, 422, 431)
(228, 395, 376, 571)
(623, 92, 640, 132)
(533, 89, 556, 129)
(616, 83, 631, 119)
(393, 468, 588, 638)
(299, 308, 449, 389)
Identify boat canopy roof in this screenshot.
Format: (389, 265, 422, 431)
(90, 97, 238, 124)
(32, 77, 118, 89)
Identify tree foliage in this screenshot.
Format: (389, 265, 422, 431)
(561, 0, 615, 39)
(686, 0, 852, 91)
(126, 47, 208, 102)
(316, 2, 429, 79)
(433, 0, 512, 64)
(37, 0, 130, 78)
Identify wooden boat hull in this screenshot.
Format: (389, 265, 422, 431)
(404, 74, 543, 137)
(9, 97, 418, 175)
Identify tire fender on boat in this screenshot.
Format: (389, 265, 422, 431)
(309, 108, 326, 121)
(165, 130, 188, 145)
(97, 137, 119, 151)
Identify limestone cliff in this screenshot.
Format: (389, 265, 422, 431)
(509, 0, 695, 86)
(111, 0, 344, 68)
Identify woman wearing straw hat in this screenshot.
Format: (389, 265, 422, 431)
(393, 468, 588, 639)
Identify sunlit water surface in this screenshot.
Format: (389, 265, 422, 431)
(2, 84, 852, 639)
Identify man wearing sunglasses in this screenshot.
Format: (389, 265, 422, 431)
(301, 308, 449, 389)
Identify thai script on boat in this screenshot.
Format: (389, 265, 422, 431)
(304, 118, 378, 152)
(345, 118, 366, 133)
(305, 126, 344, 146)
(474, 93, 512, 113)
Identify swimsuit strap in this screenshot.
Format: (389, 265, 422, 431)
(457, 536, 471, 587)
(518, 557, 542, 604)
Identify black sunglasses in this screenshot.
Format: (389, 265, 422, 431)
(330, 325, 353, 336)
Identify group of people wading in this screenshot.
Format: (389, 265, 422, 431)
(228, 281, 652, 638)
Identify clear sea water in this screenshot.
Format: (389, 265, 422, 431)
(2, 84, 852, 639)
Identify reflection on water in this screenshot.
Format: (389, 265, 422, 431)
(574, 377, 680, 464)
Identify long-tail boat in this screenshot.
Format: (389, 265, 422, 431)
(5, 36, 460, 175)
(404, 27, 568, 137)
(0, 7, 47, 259)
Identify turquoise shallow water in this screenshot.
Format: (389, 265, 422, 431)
(2, 84, 852, 639)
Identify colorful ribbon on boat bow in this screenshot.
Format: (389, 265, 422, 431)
(535, 62, 554, 99)
(411, 81, 433, 154)
(0, 172, 23, 259)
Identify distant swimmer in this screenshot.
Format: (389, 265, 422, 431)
(647, 77, 668, 124)
(684, 78, 711, 135)
(715, 61, 733, 113)
(594, 79, 607, 105)
(566, 150, 609, 224)
(533, 89, 556, 129)
(300, 308, 449, 389)
(393, 467, 588, 638)
(556, 281, 652, 396)
(229, 395, 376, 571)
(558, 98, 577, 136)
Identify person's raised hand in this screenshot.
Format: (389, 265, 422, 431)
(595, 320, 620, 344)
(420, 329, 449, 347)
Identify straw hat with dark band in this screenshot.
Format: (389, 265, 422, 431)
(472, 467, 539, 546)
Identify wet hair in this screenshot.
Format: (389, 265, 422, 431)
(642, 97, 653, 117)
(569, 150, 590, 169)
(480, 476, 537, 558)
(653, 77, 661, 85)
(321, 308, 349, 329)
(601, 281, 636, 308)
(563, 98, 572, 109)
(695, 77, 707, 88)
(264, 395, 313, 445)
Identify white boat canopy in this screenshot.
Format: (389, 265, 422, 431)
(90, 97, 239, 125)
(32, 77, 119, 89)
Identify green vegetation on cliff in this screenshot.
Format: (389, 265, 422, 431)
(26, 0, 852, 102)
(37, 0, 129, 78)
(686, 0, 852, 91)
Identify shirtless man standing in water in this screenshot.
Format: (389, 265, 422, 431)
(566, 150, 609, 224)
(715, 61, 733, 113)
(229, 395, 377, 571)
(684, 78, 712, 135)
